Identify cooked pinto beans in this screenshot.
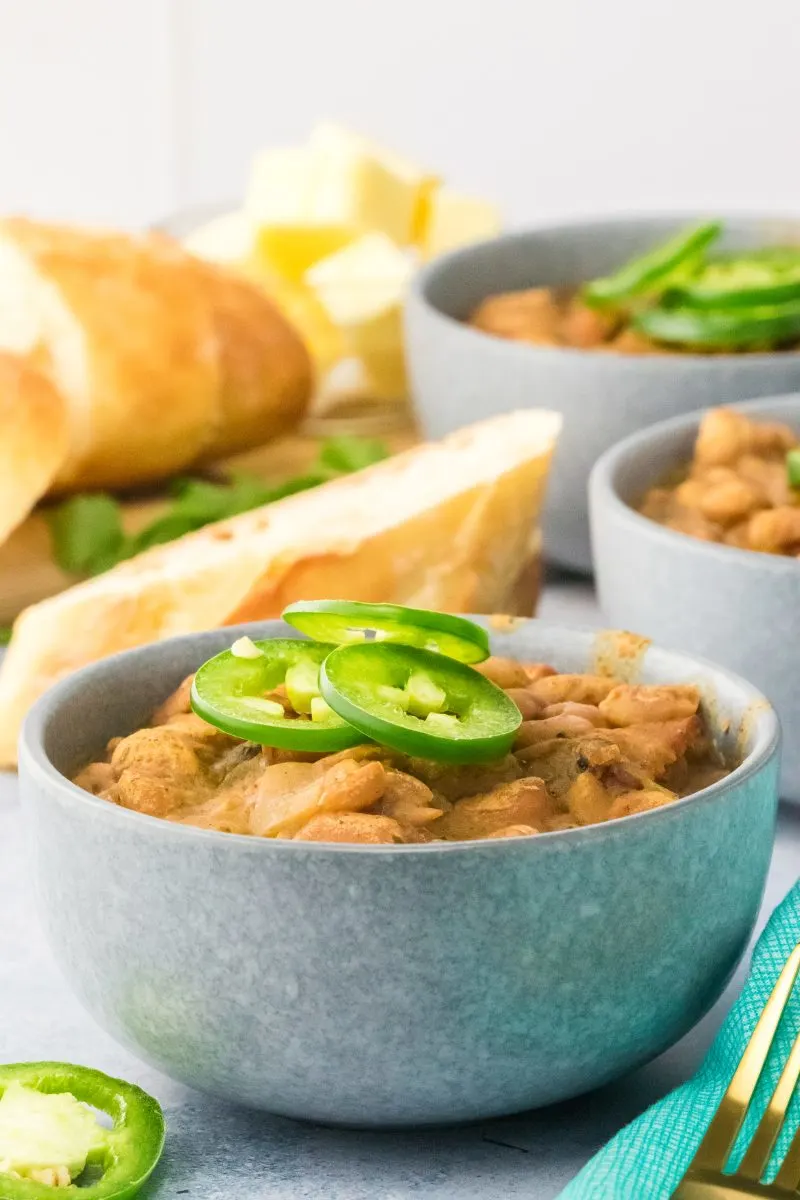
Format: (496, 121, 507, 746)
(293, 813, 409, 844)
(75, 657, 731, 843)
(640, 408, 800, 556)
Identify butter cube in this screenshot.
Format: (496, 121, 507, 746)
(183, 210, 253, 264)
(311, 121, 435, 192)
(420, 187, 501, 259)
(245, 147, 321, 225)
(306, 233, 413, 398)
(305, 232, 414, 326)
(246, 132, 421, 267)
(246, 146, 355, 281)
(313, 122, 439, 245)
(255, 225, 354, 283)
(410, 176, 442, 246)
(310, 122, 431, 244)
(347, 307, 408, 399)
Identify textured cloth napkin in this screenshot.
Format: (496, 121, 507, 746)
(559, 881, 800, 1198)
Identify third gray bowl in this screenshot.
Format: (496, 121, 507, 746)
(590, 392, 800, 801)
(406, 215, 800, 573)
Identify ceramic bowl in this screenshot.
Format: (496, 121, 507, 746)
(591, 391, 800, 802)
(405, 215, 800, 573)
(19, 618, 780, 1127)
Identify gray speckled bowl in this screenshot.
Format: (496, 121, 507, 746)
(591, 392, 800, 803)
(19, 619, 780, 1126)
(406, 215, 800, 573)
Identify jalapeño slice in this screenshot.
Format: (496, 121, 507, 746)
(583, 221, 721, 308)
(191, 638, 364, 750)
(670, 254, 800, 309)
(281, 600, 490, 664)
(787, 448, 800, 489)
(633, 299, 800, 348)
(0, 1061, 164, 1199)
(319, 642, 521, 764)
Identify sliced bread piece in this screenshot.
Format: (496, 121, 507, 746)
(0, 409, 560, 767)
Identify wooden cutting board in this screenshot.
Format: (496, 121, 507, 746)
(0, 423, 419, 625)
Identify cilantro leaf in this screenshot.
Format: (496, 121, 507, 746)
(46, 436, 390, 578)
(239, 472, 331, 507)
(317, 436, 388, 474)
(0, 626, 11, 646)
(47, 494, 126, 576)
(127, 511, 205, 556)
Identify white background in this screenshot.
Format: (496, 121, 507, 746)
(2, 0, 799, 231)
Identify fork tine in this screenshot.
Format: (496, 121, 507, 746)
(737, 1025, 800, 1181)
(773, 1114, 800, 1191)
(688, 943, 800, 1174)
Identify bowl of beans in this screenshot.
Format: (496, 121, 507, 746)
(20, 613, 779, 1124)
(406, 215, 800, 572)
(591, 393, 800, 800)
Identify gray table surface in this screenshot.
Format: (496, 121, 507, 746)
(1, 578, 798, 1199)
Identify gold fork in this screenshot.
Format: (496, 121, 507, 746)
(673, 943, 800, 1198)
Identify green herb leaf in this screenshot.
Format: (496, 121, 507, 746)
(208, 475, 274, 514)
(0, 626, 12, 646)
(47, 494, 126, 576)
(127, 511, 203, 556)
(317, 436, 388, 474)
(46, 437, 390, 579)
(244, 472, 332, 506)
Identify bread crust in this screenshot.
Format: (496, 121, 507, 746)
(188, 255, 313, 458)
(0, 354, 69, 544)
(0, 410, 560, 767)
(0, 220, 312, 492)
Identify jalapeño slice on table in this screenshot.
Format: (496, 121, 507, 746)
(319, 642, 521, 764)
(281, 600, 490, 664)
(633, 299, 800, 348)
(0, 1061, 165, 1199)
(583, 221, 721, 308)
(191, 637, 364, 750)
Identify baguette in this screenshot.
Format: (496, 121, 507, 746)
(153, 233, 315, 461)
(0, 354, 69, 544)
(0, 409, 561, 768)
(0, 219, 312, 492)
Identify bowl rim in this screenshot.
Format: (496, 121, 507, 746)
(19, 617, 781, 857)
(590, 391, 800, 576)
(410, 212, 800, 368)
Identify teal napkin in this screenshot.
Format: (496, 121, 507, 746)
(559, 881, 800, 1198)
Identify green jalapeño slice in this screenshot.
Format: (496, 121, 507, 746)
(787, 448, 800, 489)
(191, 637, 364, 751)
(583, 221, 721, 308)
(633, 299, 800, 348)
(319, 642, 521, 764)
(0, 1061, 165, 1198)
(670, 254, 800, 309)
(281, 600, 490, 664)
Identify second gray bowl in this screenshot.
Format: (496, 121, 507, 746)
(591, 393, 800, 800)
(406, 215, 800, 572)
(19, 618, 779, 1126)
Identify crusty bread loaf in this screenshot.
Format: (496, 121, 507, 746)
(0, 354, 69, 544)
(0, 409, 560, 767)
(189, 253, 315, 460)
(0, 219, 312, 492)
